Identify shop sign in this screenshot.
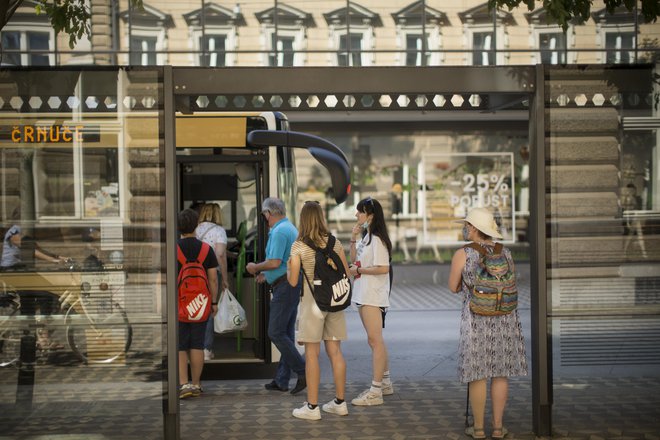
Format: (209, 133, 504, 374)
(421, 152, 516, 244)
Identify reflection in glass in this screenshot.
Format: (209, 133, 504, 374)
(606, 32, 635, 64)
(540, 32, 566, 64)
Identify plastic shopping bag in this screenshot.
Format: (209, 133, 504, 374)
(214, 288, 248, 334)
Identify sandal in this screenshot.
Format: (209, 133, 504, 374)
(492, 426, 508, 439)
(465, 426, 486, 439)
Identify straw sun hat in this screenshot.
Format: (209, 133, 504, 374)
(456, 207, 503, 239)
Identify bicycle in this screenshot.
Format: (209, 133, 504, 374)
(0, 281, 21, 367)
(0, 261, 133, 366)
(60, 260, 133, 364)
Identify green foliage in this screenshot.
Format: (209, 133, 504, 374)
(36, 0, 90, 49)
(32, 0, 143, 49)
(489, 0, 659, 31)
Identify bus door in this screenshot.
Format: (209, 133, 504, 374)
(177, 153, 268, 365)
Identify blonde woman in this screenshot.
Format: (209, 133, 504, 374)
(287, 201, 350, 420)
(196, 203, 228, 361)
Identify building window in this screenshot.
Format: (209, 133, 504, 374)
(184, 3, 242, 67)
(120, 3, 173, 66)
(473, 31, 494, 65)
(606, 32, 635, 64)
(324, 2, 380, 67)
(459, 3, 511, 66)
(338, 33, 364, 66)
(130, 35, 157, 65)
(1, 29, 53, 66)
(526, 7, 575, 65)
(256, 4, 311, 67)
(270, 34, 294, 66)
(592, 6, 639, 64)
(392, 1, 448, 67)
(539, 31, 567, 65)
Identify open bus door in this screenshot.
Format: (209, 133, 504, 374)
(175, 112, 349, 378)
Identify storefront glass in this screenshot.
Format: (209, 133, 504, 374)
(0, 67, 167, 437)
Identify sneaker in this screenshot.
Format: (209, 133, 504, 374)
(382, 382, 394, 396)
(204, 349, 213, 361)
(292, 402, 321, 420)
(351, 389, 384, 406)
(190, 384, 202, 397)
(322, 399, 348, 416)
(179, 383, 194, 399)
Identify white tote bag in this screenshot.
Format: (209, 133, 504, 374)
(214, 288, 248, 334)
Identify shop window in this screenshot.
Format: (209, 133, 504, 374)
(184, 3, 242, 67)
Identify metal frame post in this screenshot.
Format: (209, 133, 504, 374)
(530, 63, 552, 436)
(163, 65, 180, 440)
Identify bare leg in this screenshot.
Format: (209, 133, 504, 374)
(178, 351, 189, 385)
(325, 340, 346, 400)
(491, 377, 509, 430)
(358, 305, 388, 382)
(304, 342, 321, 405)
(469, 379, 487, 430)
(189, 349, 204, 386)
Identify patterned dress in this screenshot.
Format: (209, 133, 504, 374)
(458, 244, 528, 383)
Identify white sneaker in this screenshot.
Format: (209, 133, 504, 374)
(322, 399, 348, 416)
(204, 349, 213, 361)
(292, 402, 321, 420)
(351, 389, 384, 406)
(382, 382, 394, 396)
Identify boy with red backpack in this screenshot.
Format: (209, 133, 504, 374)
(177, 208, 219, 399)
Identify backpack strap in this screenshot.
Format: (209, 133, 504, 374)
(177, 242, 211, 265)
(465, 242, 487, 256)
(197, 242, 211, 263)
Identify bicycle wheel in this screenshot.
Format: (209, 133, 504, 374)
(65, 301, 133, 364)
(0, 328, 21, 367)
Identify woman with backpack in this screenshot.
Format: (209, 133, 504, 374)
(287, 201, 351, 420)
(348, 197, 393, 407)
(448, 207, 527, 439)
(195, 203, 228, 361)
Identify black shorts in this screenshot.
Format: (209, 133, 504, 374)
(178, 321, 206, 351)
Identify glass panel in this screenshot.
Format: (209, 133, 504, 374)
(1, 31, 21, 66)
(473, 31, 494, 66)
(0, 67, 166, 437)
(540, 32, 566, 64)
(545, 65, 660, 434)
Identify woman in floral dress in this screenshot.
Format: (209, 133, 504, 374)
(448, 208, 527, 440)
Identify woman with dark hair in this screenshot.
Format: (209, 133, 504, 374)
(287, 201, 350, 420)
(348, 197, 393, 406)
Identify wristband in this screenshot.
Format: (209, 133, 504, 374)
(212, 302, 218, 305)
(356, 267, 360, 275)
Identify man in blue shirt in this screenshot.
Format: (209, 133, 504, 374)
(247, 197, 306, 395)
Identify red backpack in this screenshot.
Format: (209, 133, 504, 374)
(177, 243, 212, 323)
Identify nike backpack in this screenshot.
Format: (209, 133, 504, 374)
(301, 235, 352, 312)
(177, 243, 212, 322)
